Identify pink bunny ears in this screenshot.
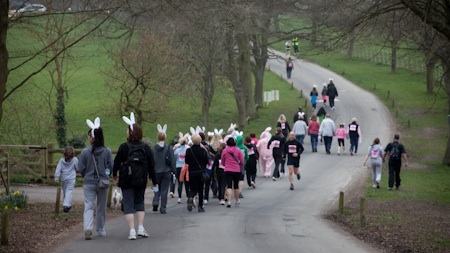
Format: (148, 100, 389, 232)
(122, 112, 136, 131)
(86, 117, 100, 137)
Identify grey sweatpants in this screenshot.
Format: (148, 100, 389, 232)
(83, 184, 108, 236)
(62, 179, 75, 207)
(152, 172, 171, 213)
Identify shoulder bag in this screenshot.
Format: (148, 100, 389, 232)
(189, 148, 210, 182)
(93, 155, 110, 189)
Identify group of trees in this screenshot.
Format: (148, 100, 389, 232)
(1, 0, 450, 164)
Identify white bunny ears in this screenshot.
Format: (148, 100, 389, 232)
(190, 126, 205, 135)
(122, 112, 136, 131)
(214, 128, 223, 135)
(86, 117, 100, 137)
(157, 124, 167, 133)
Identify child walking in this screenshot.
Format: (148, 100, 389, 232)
(310, 85, 319, 110)
(335, 123, 347, 155)
(54, 146, 78, 212)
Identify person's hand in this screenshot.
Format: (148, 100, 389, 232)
(54, 178, 59, 183)
(404, 162, 408, 168)
(293, 153, 298, 157)
(113, 176, 118, 181)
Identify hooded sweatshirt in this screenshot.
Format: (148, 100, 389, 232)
(221, 146, 244, 173)
(236, 135, 249, 163)
(78, 146, 114, 185)
(54, 157, 78, 181)
(152, 143, 176, 174)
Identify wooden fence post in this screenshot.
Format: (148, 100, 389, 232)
(339, 191, 344, 214)
(46, 143, 53, 179)
(55, 187, 61, 214)
(387, 90, 390, 99)
(360, 197, 366, 227)
(1, 212, 9, 246)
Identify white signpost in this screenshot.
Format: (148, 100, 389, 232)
(264, 90, 280, 105)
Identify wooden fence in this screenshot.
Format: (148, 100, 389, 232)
(0, 144, 118, 192)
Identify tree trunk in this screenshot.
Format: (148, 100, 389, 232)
(347, 29, 355, 59)
(311, 15, 317, 47)
(225, 30, 246, 130)
(441, 47, 450, 166)
(201, 72, 214, 129)
(425, 55, 437, 94)
(251, 18, 269, 110)
(55, 90, 67, 148)
(0, 0, 9, 123)
(236, 34, 256, 121)
(391, 39, 397, 74)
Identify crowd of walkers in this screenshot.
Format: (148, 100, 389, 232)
(54, 89, 407, 241)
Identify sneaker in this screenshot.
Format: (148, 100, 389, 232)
(396, 186, 400, 190)
(280, 172, 284, 178)
(290, 184, 294, 190)
(85, 230, 92, 240)
(152, 205, 158, 212)
(187, 197, 193, 212)
(193, 196, 198, 207)
(137, 230, 149, 237)
(63, 206, 69, 213)
(160, 210, 166, 214)
(226, 202, 231, 208)
(128, 234, 137, 240)
(338, 152, 340, 156)
(203, 199, 208, 205)
(376, 181, 380, 189)
(350, 151, 353, 156)
(220, 200, 225, 205)
(239, 193, 244, 198)
(272, 177, 277, 181)
(297, 173, 301, 181)
(388, 187, 392, 190)
(169, 192, 174, 198)
(178, 198, 182, 203)
(251, 181, 256, 189)
(235, 201, 240, 207)
(372, 184, 377, 188)
(198, 206, 205, 212)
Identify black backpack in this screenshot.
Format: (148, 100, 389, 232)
(390, 142, 400, 160)
(124, 142, 148, 186)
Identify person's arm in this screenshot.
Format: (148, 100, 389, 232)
(113, 144, 126, 180)
(402, 151, 408, 167)
(54, 158, 62, 182)
(146, 145, 157, 185)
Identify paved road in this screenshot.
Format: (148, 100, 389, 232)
(17, 50, 392, 253)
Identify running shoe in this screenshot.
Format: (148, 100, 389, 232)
(251, 181, 256, 189)
(137, 229, 149, 237)
(297, 173, 301, 180)
(187, 197, 193, 212)
(290, 184, 294, 190)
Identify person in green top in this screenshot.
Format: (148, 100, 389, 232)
(292, 37, 299, 54)
(236, 135, 248, 198)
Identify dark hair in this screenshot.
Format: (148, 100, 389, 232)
(226, 137, 236, 146)
(64, 146, 75, 162)
(245, 136, 251, 144)
(276, 127, 284, 138)
(250, 132, 256, 138)
(372, 138, 380, 145)
(394, 134, 400, 140)
(127, 123, 143, 142)
(199, 132, 206, 141)
(88, 127, 105, 153)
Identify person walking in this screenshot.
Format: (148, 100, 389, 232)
(335, 123, 347, 155)
(113, 114, 156, 240)
(285, 40, 291, 55)
(321, 83, 328, 107)
(327, 79, 338, 110)
(293, 107, 308, 125)
(292, 115, 308, 145)
(256, 127, 273, 178)
(213, 142, 227, 205)
(383, 134, 408, 190)
(77, 117, 114, 240)
(284, 132, 304, 190)
(292, 36, 299, 54)
(54, 146, 78, 213)
(286, 57, 294, 79)
(348, 117, 362, 156)
(185, 134, 210, 212)
(268, 127, 285, 181)
(244, 136, 258, 189)
(363, 138, 384, 189)
(236, 135, 249, 198)
(277, 114, 291, 138)
(173, 137, 189, 203)
(221, 136, 245, 207)
(310, 85, 319, 110)
(308, 115, 320, 152)
(319, 114, 337, 154)
(151, 125, 176, 214)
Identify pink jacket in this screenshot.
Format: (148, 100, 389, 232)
(335, 128, 347, 139)
(221, 146, 245, 173)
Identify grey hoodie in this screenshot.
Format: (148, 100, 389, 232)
(77, 146, 114, 185)
(152, 143, 176, 174)
(54, 157, 78, 181)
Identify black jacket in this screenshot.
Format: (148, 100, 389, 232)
(327, 84, 338, 97)
(185, 144, 209, 174)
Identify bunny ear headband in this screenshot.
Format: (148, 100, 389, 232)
(122, 112, 136, 131)
(157, 124, 167, 133)
(86, 117, 101, 137)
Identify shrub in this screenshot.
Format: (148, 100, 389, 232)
(0, 190, 28, 212)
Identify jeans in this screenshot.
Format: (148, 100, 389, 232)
(323, 136, 333, 152)
(310, 134, 318, 151)
(295, 134, 305, 145)
(388, 160, 402, 188)
(152, 172, 171, 212)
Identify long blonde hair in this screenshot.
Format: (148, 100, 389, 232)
(278, 114, 286, 123)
